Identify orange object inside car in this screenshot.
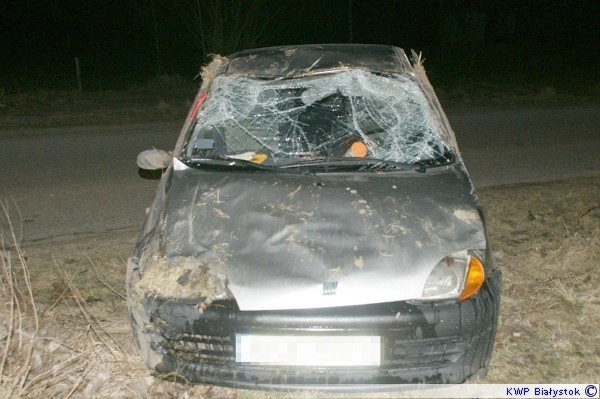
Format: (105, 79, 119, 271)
(345, 141, 368, 158)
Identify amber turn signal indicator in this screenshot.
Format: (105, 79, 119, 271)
(459, 256, 485, 302)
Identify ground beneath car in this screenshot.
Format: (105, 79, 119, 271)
(1, 175, 599, 398)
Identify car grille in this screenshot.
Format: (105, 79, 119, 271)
(386, 336, 466, 368)
(156, 318, 466, 369)
(161, 331, 235, 365)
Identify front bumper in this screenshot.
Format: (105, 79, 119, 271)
(129, 269, 501, 390)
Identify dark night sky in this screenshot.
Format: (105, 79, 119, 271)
(1, 0, 598, 90)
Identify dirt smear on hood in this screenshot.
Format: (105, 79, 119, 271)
(1, 175, 599, 397)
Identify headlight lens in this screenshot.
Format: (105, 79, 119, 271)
(421, 250, 485, 301)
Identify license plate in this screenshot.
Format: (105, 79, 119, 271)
(235, 334, 381, 366)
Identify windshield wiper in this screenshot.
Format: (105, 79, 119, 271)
(280, 158, 418, 172)
(186, 156, 315, 175)
(281, 152, 455, 173)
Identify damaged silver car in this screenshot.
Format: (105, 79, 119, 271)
(127, 44, 501, 389)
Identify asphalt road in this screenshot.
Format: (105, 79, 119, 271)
(1, 106, 599, 242)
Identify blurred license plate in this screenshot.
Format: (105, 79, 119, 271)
(235, 335, 381, 366)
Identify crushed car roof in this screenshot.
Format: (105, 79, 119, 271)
(222, 44, 412, 78)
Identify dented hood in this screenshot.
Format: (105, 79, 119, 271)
(161, 158, 485, 311)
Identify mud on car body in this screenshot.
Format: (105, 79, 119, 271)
(127, 44, 501, 390)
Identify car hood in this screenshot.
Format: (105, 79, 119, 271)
(159, 158, 485, 311)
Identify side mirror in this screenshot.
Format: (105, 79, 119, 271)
(137, 149, 171, 170)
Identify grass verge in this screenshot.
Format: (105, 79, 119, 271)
(480, 177, 600, 383)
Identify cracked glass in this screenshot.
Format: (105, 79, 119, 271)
(184, 70, 452, 166)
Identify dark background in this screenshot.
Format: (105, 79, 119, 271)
(1, 0, 598, 92)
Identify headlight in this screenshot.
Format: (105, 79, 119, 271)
(421, 250, 485, 301)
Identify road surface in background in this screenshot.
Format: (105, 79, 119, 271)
(1, 106, 598, 242)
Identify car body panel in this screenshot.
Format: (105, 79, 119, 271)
(138, 158, 485, 311)
(225, 44, 410, 77)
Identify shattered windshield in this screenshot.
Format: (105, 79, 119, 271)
(183, 70, 452, 168)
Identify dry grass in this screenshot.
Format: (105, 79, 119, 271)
(1, 176, 599, 398)
(480, 176, 600, 383)
(487, 232, 600, 382)
(0, 201, 39, 398)
(1, 201, 130, 398)
(0, 203, 217, 398)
